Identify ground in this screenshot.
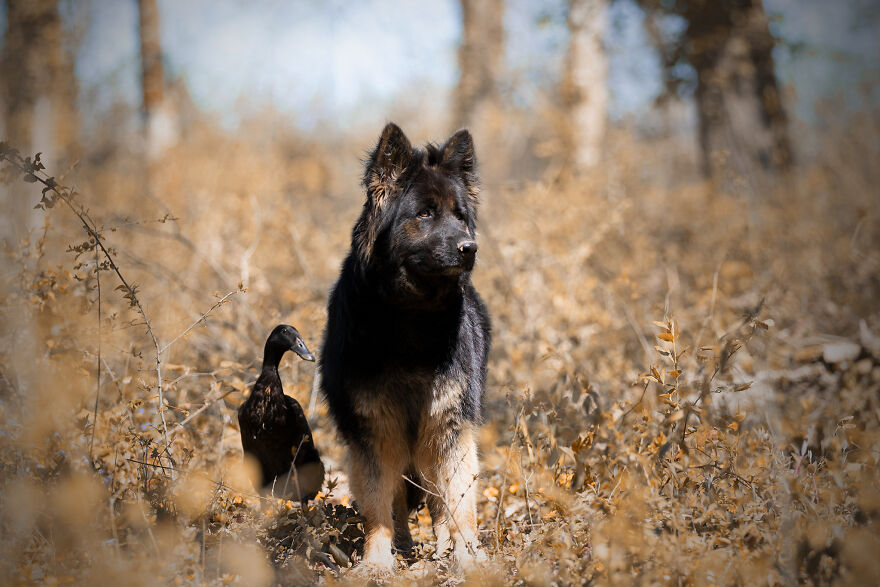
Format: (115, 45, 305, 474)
(0, 114, 878, 585)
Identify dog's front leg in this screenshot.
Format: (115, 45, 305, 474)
(348, 448, 402, 570)
(392, 480, 415, 556)
(432, 426, 484, 567)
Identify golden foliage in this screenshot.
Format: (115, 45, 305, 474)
(1, 108, 879, 584)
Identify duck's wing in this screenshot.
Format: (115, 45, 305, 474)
(237, 397, 272, 489)
(237, 399, 258, 452)
(239, 377, 297, 487)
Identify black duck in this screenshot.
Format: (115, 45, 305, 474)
(238, 324, 324, 502)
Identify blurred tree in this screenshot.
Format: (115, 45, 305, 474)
(137, 0, 176, 158)
(0, 0, 77, 160)
(0, 0, 78, 234)
(453, 0, 505, 129)
(138, 0, 163, 120)
(560, 0, 609, 173)
(640, 0, 792, 182)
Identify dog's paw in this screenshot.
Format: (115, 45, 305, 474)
(452, 540, 487, 572)
(392, 536, 415, 561)
(349, 558, 397, 580)
(358, 544, 397, 574)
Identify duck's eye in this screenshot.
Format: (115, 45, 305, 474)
(417, 209, 433, 218)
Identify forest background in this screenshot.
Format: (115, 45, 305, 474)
(1, 0, 879, 584)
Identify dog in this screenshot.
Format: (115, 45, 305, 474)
(318, 122, 491, 570)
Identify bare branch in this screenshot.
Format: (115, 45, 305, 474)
(168, 388, 235, 439)
(159, 289, 241, 356)
(88, 246, 102, 463)
(0, 146, 172, 469)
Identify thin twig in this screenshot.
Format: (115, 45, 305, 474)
(127, 457, 175, 472)
(127, 222, 233, 285)
(126, 222, 265, 338)
(159, 290, 240, 355)
(287, 224, 315, 282)
(278, 437, 307, 501)
(108, 497, 120, 558)
(621, 381, 650, 420)
(694, 262, 722, 354)
(401, 473, 477, 557)
(0, 147, 172, 465)
(519, 451, 534, 527)
(601, 282, 654, 366)
(140, 496, 161, 557)
(131, 457, 287, 505)
(89, 246, 102, 463)
(493, 446, 514, 550)
(168, 388, 236, 438)
(240, 194, 261, 288)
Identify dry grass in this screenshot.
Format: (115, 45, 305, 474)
(0, 105, 878, 585)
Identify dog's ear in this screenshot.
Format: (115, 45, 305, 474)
(441, 129, 475, 174)
(363, 123, 413, 206)
(441, 129, 479, 204)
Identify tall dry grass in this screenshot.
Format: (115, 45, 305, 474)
(1, 102, 878, 584)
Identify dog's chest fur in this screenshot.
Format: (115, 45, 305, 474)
(352, 366, 465, 459)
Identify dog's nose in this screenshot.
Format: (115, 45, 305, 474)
(458, 241, 478, 257)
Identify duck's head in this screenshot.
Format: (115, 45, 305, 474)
(266, 324, 315, 363)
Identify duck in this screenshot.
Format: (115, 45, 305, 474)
(238, 324, 324, 503)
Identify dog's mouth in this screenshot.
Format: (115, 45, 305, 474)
(405, 256, 471, 278)
(434, 266, 467, 277)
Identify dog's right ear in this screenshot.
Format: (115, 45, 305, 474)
(363, 123, 413, 206)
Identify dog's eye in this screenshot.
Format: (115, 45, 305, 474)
(417, 209, 433, 218)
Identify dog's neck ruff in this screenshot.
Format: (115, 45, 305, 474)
(357, 258, 468, 313)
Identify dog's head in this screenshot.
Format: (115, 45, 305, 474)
(354, 123, 480, 295)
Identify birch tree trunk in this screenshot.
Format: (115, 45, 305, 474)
(137, 0, 175, 158)
(561, 0, 609, 174)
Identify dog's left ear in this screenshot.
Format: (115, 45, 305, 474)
(441, 129, 479, 203)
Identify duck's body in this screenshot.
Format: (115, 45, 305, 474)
(238, 325, 324, 502)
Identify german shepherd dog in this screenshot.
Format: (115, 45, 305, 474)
(318, 123, 491, 569)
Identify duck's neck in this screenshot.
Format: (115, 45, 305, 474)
(256, 344, 285, 394)
(260, 361, 279, 377)
(263, 345, 285, 371)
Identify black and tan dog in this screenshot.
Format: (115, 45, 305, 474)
(318, 123, 491, 569)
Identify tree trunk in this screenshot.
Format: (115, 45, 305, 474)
(137, 0, 175, 158)
(686, 0, 792, 182)
(138, 0, 163, 119)
(561, 0, 609, 174)
(453, 0, 504, 129)
(0, 0, 77, 237)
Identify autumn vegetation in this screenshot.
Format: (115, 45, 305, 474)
(1, 1, 879, 585)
